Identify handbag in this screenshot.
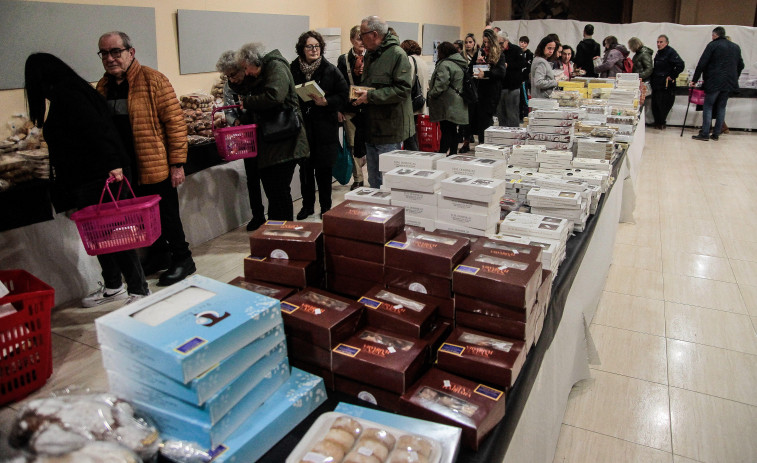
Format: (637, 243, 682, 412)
(258, 105, 302, 142)
(410, 56, 426, 112)
(332, 128, 354, 185)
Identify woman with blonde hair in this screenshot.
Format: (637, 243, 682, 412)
(472, 28, 506, 141)
(627, 37, 654, 81)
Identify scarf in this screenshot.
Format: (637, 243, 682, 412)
(298, 57, 322, 81)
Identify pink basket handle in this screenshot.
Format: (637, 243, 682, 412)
(211, 104, 242, 132)
(96, 176, 137, 213)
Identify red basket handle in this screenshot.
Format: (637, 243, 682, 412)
(96, 176, 137, 213)
(211, 104, 242, 132)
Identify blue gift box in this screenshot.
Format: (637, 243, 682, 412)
(208, 367, 327, 462)
(101, 324, 285, 405)
(95, 275, 282, 383)
(120, 358, 290, 448)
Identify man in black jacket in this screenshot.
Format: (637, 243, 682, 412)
(691, 27, 745, 141)
(496, 31, 525, 127)
(651, 35, 685, 129)
(574, 24, 600, 78)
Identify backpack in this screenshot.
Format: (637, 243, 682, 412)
(622, 56, 633, 73)
(456, 69, 478, 105)
(410, 56, 426, 112)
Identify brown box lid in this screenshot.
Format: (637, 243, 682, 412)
(244, 255, 323, 289)
(281, 287, 364, 349)
(249, 221, 323, 261)
(384, 266, 452, 298)
(325, 235, 385, 264)
(358, 285, 438, 338)
(455, 308, 530, 341)
(470, 238, 542, 264)
(227, 276, 297, 300)
(399, 367, 506, 450)
(322, 201, 405, 244)
(332, 327, 428, 394)
(436, 326, 527, 389)
(384, 227, 470, 278)
(333, 375, 402, 412)
(326, 253, 384, 282)
(287, 335, 333, 370)
(453, 251, 542, 309)
(326, 272, 379, 298)
(455, 294, 529, 320)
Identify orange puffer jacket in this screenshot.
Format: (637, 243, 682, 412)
(96, 59, 187, 185)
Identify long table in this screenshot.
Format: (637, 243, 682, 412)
(259, 122, 644, 463)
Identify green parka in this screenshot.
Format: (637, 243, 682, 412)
(361, 33, 415, 144)
(632, 46, 654, 81)
(240, 49, 309, 169)
(427, 53, 469, 125)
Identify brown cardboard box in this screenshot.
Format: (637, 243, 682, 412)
(332, 375, 402, 412)
(399, 367, 506, 450)
(227, 277, 297, 300)
(455, 293, 528, 319)
(383, 266, 452, 298)
(469, 238, 542, 264)
(453, 251, 542, 309)
(383, 284, 455, 319)
(436, 327, 526, 389)
(326, 272, 379, 298)
(322, 201, 405, 244)
(280, 288, 364, 349)
(288, 335, 333, 370)
(423, 321, 453, 364)
(244, 255, 323, 288)
(332, 327, 428, 394)
(326, 253, 384, 282)
(249, 221, 323, 261)
(325, 235, 385, 263)
(359, 285, 438, 338)
(384, 227, 470, 277)
(455, 306, 531, 342)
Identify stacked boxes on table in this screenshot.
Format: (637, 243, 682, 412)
(574, 137, 614, 160)
(322, 200, 404, 297)
(536, 148, 574, 174)
(483, 126, 527, 147)
(528, 187, 589, 232)
(527, 98, 559, 111)
(474, 143, 511, 160)
(384, 167, 447, 231)
(509, 144, 543, 168)
(436, 175, 506, 236)
(526, 109, 578, 150)
(95, 275, 326, 455)
(344, 186, 392, 205)
(497, 211, 571, 275)
(244, 221, 325, 289)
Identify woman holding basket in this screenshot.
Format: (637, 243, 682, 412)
(24, 53, 149, 307)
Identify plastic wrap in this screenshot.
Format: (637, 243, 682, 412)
(158, 440, 213, 463)
(5, 441, 143, 463)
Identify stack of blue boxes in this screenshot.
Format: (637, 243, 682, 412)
(96, 275, 327, 461)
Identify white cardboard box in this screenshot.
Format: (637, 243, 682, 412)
(344, 187, 393, 205)
(390, 188, 439, 206)
(391, 200, 438, 220)
(378, 150, 446, 172)
(404, 215, 437, 231)
(437, 207, 500, 231)
(383, 167, 447, 193)
(436, 155, 507, 179)
(440, 175, 506, 202)
(435, 220, 495, 237)
(437, 192, 500, 216)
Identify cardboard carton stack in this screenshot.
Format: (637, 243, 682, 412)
(509, 144, 543, 169)
(474, 143, 511, 160)
(378, 150, 446, 183)
(526, 109, 578, 150)
(436, 175, 506, 236)
(527, 98, 559, 111)
(497, 211, 571, 275)
(483, 126, 527, 147)
(574, 137, 614, 160)
(244, 221, 325, 290)
(96, 275, 326, 458)
(527, 187, 589, 232)
(384, 167, 448, 231)
(344, 186, 393, 205)
(537, 148, 574, 174)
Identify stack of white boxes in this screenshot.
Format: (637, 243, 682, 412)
(96, 275, 327, 461)
(606, 114, 636, 142)
(484, 126, 528, 147)
(528, 98, 560, 110)
(487, 231, 565, 275)
(537, 149, 574, 174)
(384, 166, 448, 230)
(528, 188, 590, 232)
(379, 150, 446, 179)
(344, 186, 392, 205)
(510, 144, 543, 168)
(574, 137, 613, 160)
(526, 109, 578, 150)
(475, 143, 511, 160)
(497, 211, 572, 274)
(563, 168, 610, 194)
(437, 174, 506, 236)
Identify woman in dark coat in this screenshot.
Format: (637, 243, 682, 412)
(472, 28, 507, 143)
(290, 30, 349, 219)
(24, 53, 149, 307)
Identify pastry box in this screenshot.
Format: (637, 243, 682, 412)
(383, 266, 452, 298)
(248, 221, 323, 261)
(325, 253, 385, 282)
(436, 155, 507, 179)
(378, 149, 446, 172)
(344, 187, 393, 205)
(383, 167, 448, 193)
(332, 375, 403, 412)
(469, 238, 542, 264)
(384, 227, 470, 278)
(227, 277, 296, 300)
(455, 307, 530, 341)
(322, 201, 405, 244)
(391, 188, 439, 206)
(326, 272, 379, 298)
(453, 251, 542, 309)
(243, 255, 323, 289)
(287, 335, 334, 370)
(358, 285, 438, 338)
(324, 235, 385, 263)
(391, 199, 438, 220)
(280, 287, 364, 349)
(439, 175, 506, 202)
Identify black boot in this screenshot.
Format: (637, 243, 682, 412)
(158, 256, 197, 287)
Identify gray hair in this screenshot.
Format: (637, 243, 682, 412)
(236, 42, 266, 67)
(215, 50, 240, 74)
(498, 31, 509, 41)
(362, 15, 388, 37)
(99, 31, 133, 49)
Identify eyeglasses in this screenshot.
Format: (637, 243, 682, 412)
(97, 48, 130, 59)
(304, 45, 321, 51)
(359, 30, 376, 39)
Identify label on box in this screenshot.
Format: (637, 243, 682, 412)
(474, 384, 504, 401)
(208, 445, 229, 459)
(280, 301, 299, 314)
(386, 241, 409, 249)
(454, 265, 480, 275)
(175, 337, 207, 355)
(358, 297, 382, 309)
(334, 344, 361, 357)
(365, 215, 389, 224)
(265, 220, 287, 226)
(439, 343, 465, 356)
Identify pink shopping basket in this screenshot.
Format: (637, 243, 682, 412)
(212, 105, 258, 161)
(690, 89, 705, 105)
(0, 270, 54, 405)
(70, 177, 161, 256)
(416, 115, 441, 152)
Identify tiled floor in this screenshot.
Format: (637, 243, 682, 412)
(2, 127, 756, 463)
(554, 127, 757, 463)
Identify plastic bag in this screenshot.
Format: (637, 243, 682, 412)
(5, 441, 143, 463)
(332, 129, 354, 185)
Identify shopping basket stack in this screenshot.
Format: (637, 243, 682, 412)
(416, 114, 441, 152)
(212, 105, 258, 161)
(0, 270, 54, 405)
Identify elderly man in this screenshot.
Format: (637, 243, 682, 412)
(352, 15, 414, 189)
(96, 31, 195, 286)
(690, 27, 744, 141)
(496, 31, 524, 127)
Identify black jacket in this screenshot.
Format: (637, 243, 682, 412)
(290, 58, 349, 157)
(502, 44, 525, 90)
(692, 37, 745, 93)
(651, 45, 685, 90)
(575, 38, 600, 77)
(469, 52, 507, 114)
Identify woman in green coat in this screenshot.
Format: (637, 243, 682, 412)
(628, 37, 654, 81)
(427, 42, 469, 156)
(237, 42, 309, 221)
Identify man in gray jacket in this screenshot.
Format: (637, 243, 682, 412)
(691, 27, 744, 141)
(352, 15, 414, 188)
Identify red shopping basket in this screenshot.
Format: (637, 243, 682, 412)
(212, 105, 258, 161)
(416, 115, 441, 152)
(689, 89, 705, 105)
(70, 177, 161, 256)
(0, 270, 54, 405)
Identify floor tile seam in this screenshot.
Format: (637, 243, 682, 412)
(591, 320, 665, 338)
(668, 385, 757, 411)
(663, 332, 757, 357)
(603, 289, 665, 302)
(588, 365, 669, 387)
(557, 423, 675, 456)
(661, 291, 749, 316)
(657, 267, 737, 284)
(50, 331, 101, 351)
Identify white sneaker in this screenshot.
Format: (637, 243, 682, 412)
(82, 283, 127, 308)
(124, 290, 151, 306)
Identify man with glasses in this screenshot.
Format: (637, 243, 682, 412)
(95, 31, 196, 286)
(351, 15, 414, 189)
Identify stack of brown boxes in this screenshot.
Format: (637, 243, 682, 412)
(321, 201, 405, 297)
(244, 221, 325, 289)
(383, 226, 470, 325)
